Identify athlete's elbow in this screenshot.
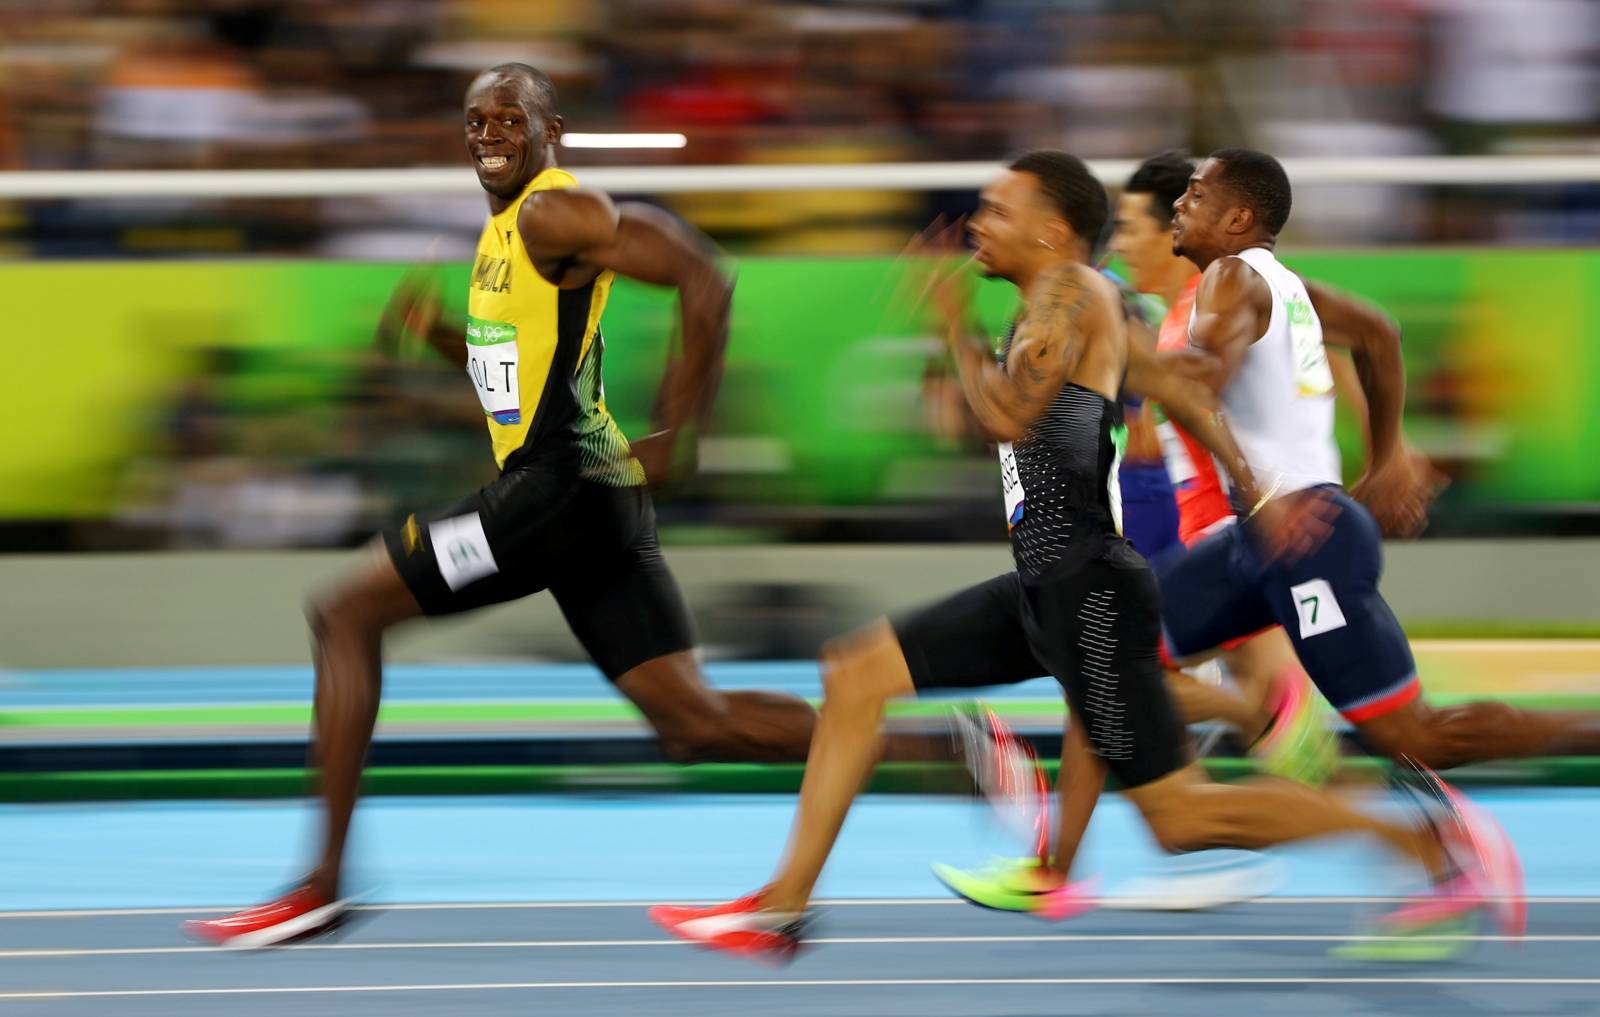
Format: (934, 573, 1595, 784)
(1372, 314, 1403, 357)
(1345, 307, 1402, 363)
(982, 414, 1029, 443)
(680, 263, 732, 312)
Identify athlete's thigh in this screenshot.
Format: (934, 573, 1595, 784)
(380, 469, 573, 615)
(550, 486, 697, 681)
(1025, 555, 1188, 790)
(1119, 759, 1210, 819)
(1155, 522, 1277, 660)
(1261, 492, 1418, 723)
(891, 573, 1047, 692)
(607, 649, 726, 745)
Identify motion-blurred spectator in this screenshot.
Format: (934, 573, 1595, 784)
(0, 0, 1587, 255)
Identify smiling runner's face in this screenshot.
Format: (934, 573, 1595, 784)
(464, 72, 560, 204)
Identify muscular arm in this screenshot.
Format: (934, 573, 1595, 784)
(1121, 313, 1165, 463)
(520, 189, 732, 436)
(424, 314, 470, 369)
(1166, 257, 1271, 394)
(1305, 279, 1404, 468)
(1306, 278, 1441, 535)
(1328, 348, 1372, 463)
(377, 272, 469, 369)
(1129, 339, 1343, 558)
(1125, 337, 1267, 511)
(943, 264, 1096, 443)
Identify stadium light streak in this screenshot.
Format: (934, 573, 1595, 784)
(560, 133, 688, 150)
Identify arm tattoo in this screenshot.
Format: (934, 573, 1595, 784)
(1024, 266, 1094, 375)
(946, 266, 1097, 440)
(1020, 352, 1051, 386)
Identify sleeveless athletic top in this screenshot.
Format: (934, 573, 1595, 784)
(467, 167, 644, 484)
(1153, 274, 1233, 544)
(997, 321, 1131, 582)
(1189, 246, 1339, 495)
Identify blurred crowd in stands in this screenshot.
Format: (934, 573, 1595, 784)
(2, 0, 1599, 256)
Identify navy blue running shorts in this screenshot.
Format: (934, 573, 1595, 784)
(1156, 487, 1420, 723)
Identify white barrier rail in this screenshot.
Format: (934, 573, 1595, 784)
(3, 156, 1600, 200)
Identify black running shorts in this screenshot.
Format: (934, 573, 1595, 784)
(892, 551, 1187, 789)
(382, 471, 695, 680)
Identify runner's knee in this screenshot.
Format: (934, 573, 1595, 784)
(819, 636, 901, 711)
(1143, 808, 1221, 855)
(819, 644, 869, 706)
(305, 599, 328, 641)
(306, 584, 389, 647)
(1137, 791, 1242, 855)
(655, 715, 736, 764)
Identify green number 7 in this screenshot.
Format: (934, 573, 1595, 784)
(1300, 595, 1319, 624)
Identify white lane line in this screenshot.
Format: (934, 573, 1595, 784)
(2, 933, 1593, 958)
(7, 976, 1600, 999)
(2, 897, 1596, 918)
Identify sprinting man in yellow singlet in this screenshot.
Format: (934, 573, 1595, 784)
(187, 63, 837, 947)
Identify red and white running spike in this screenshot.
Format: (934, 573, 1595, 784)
(649, 893, 810, 963)
(183, 884, 355, 949)
(1424, 765, 1527, 936)
(961, 703, 1053, 865)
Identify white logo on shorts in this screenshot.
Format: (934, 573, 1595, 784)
(1289, 578, 1347, 639)
(429, 513, 499, 591)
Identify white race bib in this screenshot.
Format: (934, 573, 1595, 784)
(998, 441, 1026, 529)
(466, 314, 521, 425)
(429, 512, 500, 591)
(1156, 418, 1196, 486)
(1289, 578, 1348, 638)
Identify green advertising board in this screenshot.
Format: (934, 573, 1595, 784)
(1, 252, 1595, 518)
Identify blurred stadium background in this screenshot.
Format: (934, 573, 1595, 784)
(2, 0, 1598, 667)
(2, 0, 1600, 911)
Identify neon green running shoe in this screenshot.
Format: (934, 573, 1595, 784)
(1253, 670, 1340, 786)
(1330, 911, 1480, 962)
(931, 857, 1097, 922)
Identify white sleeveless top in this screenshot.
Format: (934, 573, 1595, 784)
(1191, 246, 1341, 495)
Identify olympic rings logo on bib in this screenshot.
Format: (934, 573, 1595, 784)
(466, 314, 521, 425)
